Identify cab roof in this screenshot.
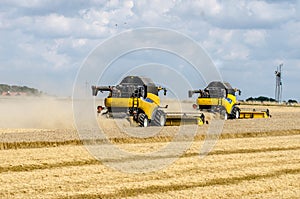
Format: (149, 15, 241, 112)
(206, 81, 235, 95)
(120, 76, 156, 87)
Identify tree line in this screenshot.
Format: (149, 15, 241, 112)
(0, 84, 42, 96)
(245, 96, 298, 104)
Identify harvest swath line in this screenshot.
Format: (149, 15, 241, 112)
(1, 145, 298, 173)
(205, 146, 300, 156)
(0, 140, 81, 150)
(0, 129, 299, 150)
(63, 168, 300, 199)
(0, 159, 99, 173)
(100, 145, 300, 164)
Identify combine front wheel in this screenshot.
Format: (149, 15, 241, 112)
(138, 113, 149, 127)
(231, 106, 240, 119)
(220, 109, 228, 120)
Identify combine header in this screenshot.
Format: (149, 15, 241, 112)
(189, 81, 270, 120)
(239, 108, 270, 119)
(165, 112, 205, 126)
(92, 76, 205, 127)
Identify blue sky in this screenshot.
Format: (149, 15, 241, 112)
(0, 0, 299, 101)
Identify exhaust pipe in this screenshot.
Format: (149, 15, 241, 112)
(91, 86, 112, 96)
(92, 86, 98, 96)
(188, 90, 201, 98)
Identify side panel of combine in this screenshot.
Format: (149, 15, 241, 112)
(146, 93, 160, 106)
(105, 98, 132, 107)
(197, 97, 233, 114)
(104, 97, 158, 120)
(138, 99, 158, 120)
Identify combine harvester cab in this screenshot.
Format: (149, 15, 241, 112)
(92, 76, 205, 127)
(189, 81, 270, 120)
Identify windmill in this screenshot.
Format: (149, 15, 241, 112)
(275, 64, 283, 103)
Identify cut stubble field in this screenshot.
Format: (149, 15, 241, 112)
(0, 98, 299, 198)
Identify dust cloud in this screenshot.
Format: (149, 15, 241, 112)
(0, 97, 202, 130)
(0, 97, 75, 129)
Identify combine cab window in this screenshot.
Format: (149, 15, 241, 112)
(112, 85, 146, 98)
(206, 87, 226, 98)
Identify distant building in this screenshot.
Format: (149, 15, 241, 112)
(1, 91, 28, 96)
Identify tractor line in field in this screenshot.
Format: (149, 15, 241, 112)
(1, 144, 298, 174)
(0, 129, 299, 150)
(60, 168, 300, 199)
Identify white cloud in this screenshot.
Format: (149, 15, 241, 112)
(36, 14, 72, 36)
(283, 21, 300, 48)
(170, 0, 221, 18)
(124, 0, 134, 9)
(209, 28, 233, 43)
(42, 50, 71, 70)
(247, 1, 295, 22)
(1, 0, 45, 8)
(207, 0, 297, 29)
(244, 30, 267, 46)
(223, 45, 249, 61)
(193, 0, 222, 16)
(72, 38, 87, 48)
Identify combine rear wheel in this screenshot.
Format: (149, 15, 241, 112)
(138, 113, 149, 127)
(153, 110, 166, 126)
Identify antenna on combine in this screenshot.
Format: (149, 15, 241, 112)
(275, 63, 283, 103)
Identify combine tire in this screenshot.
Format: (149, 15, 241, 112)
(153, 110, 166, 126)
(138, 113, 149, 127)
(231, 106, 240, 119)
(220, 109, 228, 120)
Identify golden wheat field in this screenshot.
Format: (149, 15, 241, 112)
(0, 97, 299, 198)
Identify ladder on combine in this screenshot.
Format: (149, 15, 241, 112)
(132, 97, 139, 109)
(218, 98, 222, 106)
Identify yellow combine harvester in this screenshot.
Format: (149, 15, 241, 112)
(92, 76, 205, 127)
(189, 81, 270, 120)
